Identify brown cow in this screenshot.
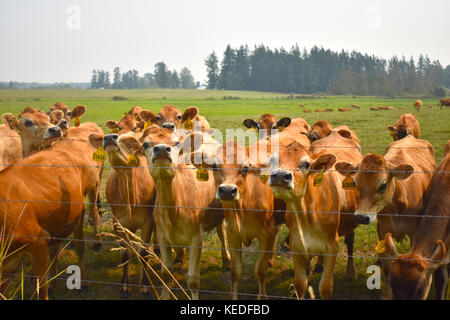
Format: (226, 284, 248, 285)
(193, 140, 281, 299)
(370, 106, 379, 111)
(307, 120, 361, 145)
(387, 113, 420, 141)
(0, 135, 101, 299)
(439, 99, 450, 110)
(88, 130, 157, 297)
(49, 103, 87, 130)
(325, 108, 334, 112)
(243, 113, 291, 137)
(0, 124, 22, 171)
(140, 105, 210, 132)
(303, 109, 312, 113)
(351, 104, 361, 109)
(335, 135, 435, 298)
(338, 107, 351, 112)
(384, 141, 450, 299)
(268, 142, 341, 299)
(131, 126, 230, 299)
(105, 113, 140, 135)
(413, 100, 423, 112)
(315, 109, 324, 112)
(127, 106, 143, 120)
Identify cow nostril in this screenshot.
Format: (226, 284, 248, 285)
(166, 146, 171, 153)
(218, 186, 224, 195)
(231, 187, 237, 196)
(112, 134, 118, 140)
(284, 173, 292, 182)
(153, 146, 160, 153)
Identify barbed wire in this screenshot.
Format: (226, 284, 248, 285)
(1, 198, 448, 220)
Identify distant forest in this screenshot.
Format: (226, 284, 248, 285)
(205, 45, 450, 97)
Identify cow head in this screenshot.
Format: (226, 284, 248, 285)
(191, 141, 250, 203)
(2, 107, 62, 157)
(268, 141, 336, 203)
(307, 120, 333, 142)
(127, 106, 143, 121)
(335, 153, 414, 225)
(49, 103, 86, 128)
(387, 125, 412, 141)
(140, 105, 201, 132)
(105, 113, 140, 134)
(383, 233, 447, 300)
(243, 114, 291, 138)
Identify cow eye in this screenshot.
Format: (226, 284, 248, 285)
(155, 116, 161, 121)
(177, 114, 182, 120)
(378, 182, 388, 193)
(24, 119, 33, 127)
(240, 165, 249, 175)
(142, 142, 150, 150)
(211, 162, 219, 172)
(299, 161, 310, 170)
(67, 112, 72, 116)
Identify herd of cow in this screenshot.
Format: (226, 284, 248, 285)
(0, 102, 449, 300)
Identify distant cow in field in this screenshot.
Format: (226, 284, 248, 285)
(370, 106, 379, 111)
(303, 109, 312, 113)
(335, 135, 435, 299)
(243, 113, 292, 137)
(140, 105, 210, 132)
(351, 104, 360, 109)
(315, 108, 324, 112)
(387, 113, 420, 141)
(384, 141, 450, 300)
(325, 108, 334, 112)
(338, 108, 351, 112)
(413, 100, 423, 112)
(439, 99, 450, 109)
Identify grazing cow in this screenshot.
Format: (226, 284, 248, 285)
(315, 109, 324, 112)
(384, 141, 450, 299)
(193, 140, 281, 299)
(428, 105, 433, 109)
(335, 135, 435, 298)
(413, 100, 423, 112)
(131, 126, 230, 299)
(338, 108, 351, 112)
(139, 105, 210, 132)
(303, 109, 312, 113)
(0, 134, 103, 299)
(88, 130, 157, 297)
(370, 106, 379, 111)
(268, 141, 341, 299)
(243, 113, 291, 137)
(325, 108, 334, 112)
(307, 120, 361, 145)
(387, 113, 420, 141)
(309, 129, 363, 280)
(0, 124, 22, 171)
(439, 99, 450, 110)
(351, 104, 361, 109)
(2, 107, 63, 157)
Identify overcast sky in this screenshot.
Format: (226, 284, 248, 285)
(1, 0, 449, 83)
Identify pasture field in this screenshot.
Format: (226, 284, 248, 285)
(1, 89, 449, 300)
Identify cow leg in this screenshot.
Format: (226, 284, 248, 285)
(292, 253, 308, 299)
(88, 188, 101, 251)
(344, 231, 357, 280)
(187, 236, 202, 300)
(216, 221, 230, 271)
(159, 240, 174, 300)
(319, 243, 338, 300)
(173, 247, 186, 265)
(29, 229, 50, 300)
(255, 231, 277, 300)
(313, 256, 324, 274)
(73, 215, 87, 291)
(139, 220, 152, 297)
(119, 250, 131, 299)
(228, 232, 243, 300)
(48, 241, 62, 294)
(434, 264, 449, 300)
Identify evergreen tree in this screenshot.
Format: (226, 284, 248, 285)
(154, 62, 169, 88)
(205, 52, 219, 89)
(180, 67, 196, 89)
(112, 67, 122, 89)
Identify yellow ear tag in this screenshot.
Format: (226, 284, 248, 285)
(74, 117, 80, 127)
(313, 168, 324, 187)
(278, 125, 285, 132)
(111, 127, 119, 133)
(196, 165, 209, 181)
(93, 145, 106, 162)
(342, 175, 356, 190)
(184, 117, 193, 130)
(144, 119, 152, 129)
(260, 169, 270, 184)
(127, 152, 140, 167)
(375, 240, 386, 254)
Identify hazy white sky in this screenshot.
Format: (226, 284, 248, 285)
(1, 0, 449, 83)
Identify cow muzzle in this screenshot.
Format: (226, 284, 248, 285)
(217, 184, 239, 201)
(103, 134, 119, 150)
(162, 122, 176, 132)
(353, 212, 376, 225)
(44, 126, 62, 139)
(152, 144, 173, 163)
(269, 169, 294, 190)
(57, 119, 69, 130)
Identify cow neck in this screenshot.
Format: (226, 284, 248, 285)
(222, 200, 243, 236)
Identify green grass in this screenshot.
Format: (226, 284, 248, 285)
(1, 89, 449, 300)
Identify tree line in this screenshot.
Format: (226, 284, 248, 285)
(90, 62, 197, 89)
(205, 45, 450, 96)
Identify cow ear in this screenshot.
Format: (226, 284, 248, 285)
(311, 153, 336, 172)
(71, 105, 87, 118)
(277, 117, 291, 128)
(429, 240, 446, 270)
(384, 233, 398, 259)
(105, 120, 118, 130)
(337, 129, 351, 139)
(135, 120, 145, 132)
(182, 106, 199, 122)
(387, 126, 396, 132)
(243, 119, 258, 129)
(388, 163, 414, 180)
(335, 161, 359, 176)
(140, 110, 157, 122)
(139, 125, 161, 142)
(2, 113, 20, 131)
(88, 134, 104, 149)
(49, 110, 64, 125)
